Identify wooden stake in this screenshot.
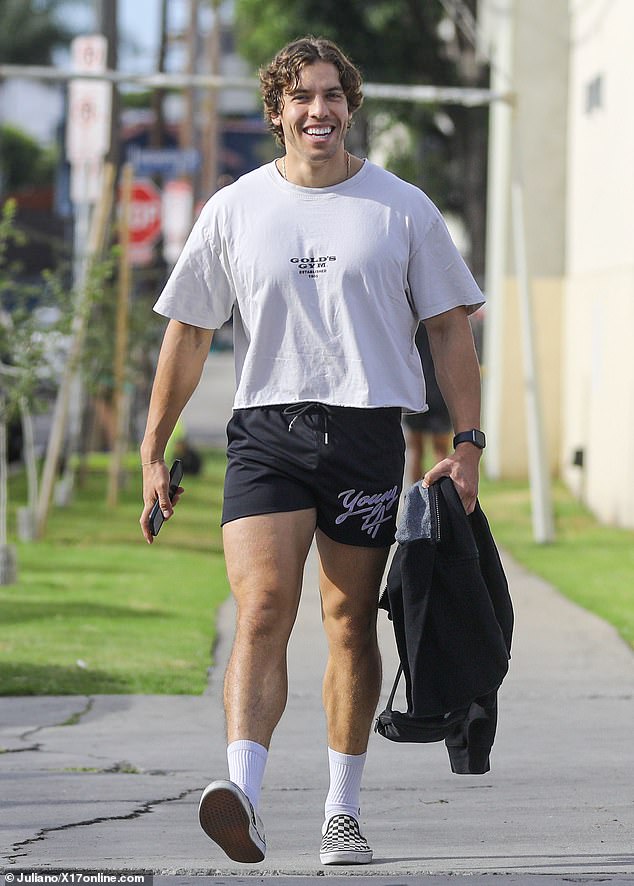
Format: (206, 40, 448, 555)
(107, 162, 133, 507)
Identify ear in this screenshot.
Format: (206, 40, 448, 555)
(271, 96, 285, 128)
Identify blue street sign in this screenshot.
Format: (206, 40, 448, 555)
(127, 147, 200, 177)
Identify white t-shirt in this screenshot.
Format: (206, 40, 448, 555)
(154, 160, 484, 411)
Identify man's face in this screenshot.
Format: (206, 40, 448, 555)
(272, 61, 350, 165)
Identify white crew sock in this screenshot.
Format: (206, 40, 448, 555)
(324, 747, 367, 823)
(227, 739, 268, 811)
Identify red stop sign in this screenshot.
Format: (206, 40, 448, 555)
(128, 179, 162, 247)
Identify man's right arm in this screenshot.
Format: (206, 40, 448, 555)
(139, 319, 214, 543)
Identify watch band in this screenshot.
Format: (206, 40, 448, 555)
(453, 429, 486, 450)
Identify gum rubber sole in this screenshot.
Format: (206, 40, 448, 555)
(198, 782, 265, 863)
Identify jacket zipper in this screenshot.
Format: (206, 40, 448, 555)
(429, 484, 441, 542)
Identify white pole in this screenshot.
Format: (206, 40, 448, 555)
(0, 63, 511, 106)
(482, 0, 514, 480)
(56, 188, 92, 506)
(511, 180, 555, 543)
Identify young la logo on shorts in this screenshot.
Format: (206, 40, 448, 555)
(290, 255, 336, 279)
(335, 486, 400, 539)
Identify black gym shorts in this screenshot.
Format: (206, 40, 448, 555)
(222, 404, 405, 548)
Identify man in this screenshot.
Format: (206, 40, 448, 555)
(140, 36, 485, 866)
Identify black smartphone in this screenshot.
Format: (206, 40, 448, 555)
(149, 459, 184, 537)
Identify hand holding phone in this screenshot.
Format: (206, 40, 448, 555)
(149, 459, 184, 537)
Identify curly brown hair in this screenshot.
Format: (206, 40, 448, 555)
(259, 36, 364, 146)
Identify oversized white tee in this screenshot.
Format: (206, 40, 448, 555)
(154, 160, 484, 412)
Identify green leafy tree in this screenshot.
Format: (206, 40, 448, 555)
(0, 0, 79, 65)
(235, 0, 454, 86)
(0, 199, 75, 578)
(0, 125, 58, 192)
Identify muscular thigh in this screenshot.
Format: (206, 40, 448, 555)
(316, 529, 390, 625)
(223, 510, 317, 631)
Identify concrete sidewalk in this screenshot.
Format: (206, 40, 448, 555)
(1, 543, 633, 881)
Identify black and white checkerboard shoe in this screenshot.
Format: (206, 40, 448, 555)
(198, 779, 266, 863)
(319, 813, 373, 865)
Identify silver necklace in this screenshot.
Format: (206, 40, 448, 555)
(281, 150, 351, 182)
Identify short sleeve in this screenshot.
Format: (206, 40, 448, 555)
(407, 214, 484, 321)
(153, 209, 236, 330)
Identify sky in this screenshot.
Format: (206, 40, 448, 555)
(117, 0, 163, 72)
(57, 0, 186, 73)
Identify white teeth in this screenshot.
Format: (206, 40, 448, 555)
(306, 127, 332, 135)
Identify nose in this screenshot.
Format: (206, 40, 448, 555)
(308, 94, 328, 118)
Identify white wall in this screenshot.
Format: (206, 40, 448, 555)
(480, 0, 569, 480)
(563, 0, 634, 526)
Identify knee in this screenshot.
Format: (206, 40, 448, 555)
(235, 589, 294, 644)
(324, 607, 378, 654)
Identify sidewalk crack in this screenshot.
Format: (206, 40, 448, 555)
(7, 786, 200, 864)
(0, 743, 41, 754)
(1, 699, 96, 756)
(20, 698, 95, 744)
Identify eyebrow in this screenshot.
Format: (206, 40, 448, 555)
(287, 85, 345, 96)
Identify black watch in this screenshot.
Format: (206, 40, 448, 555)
(453, 429, 486, 450)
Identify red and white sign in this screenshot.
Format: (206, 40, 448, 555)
(72, 34, 108, 71)
(162, 179, 194, 265)
(66, 35, 112, 172)
(124, 179, 162, 266)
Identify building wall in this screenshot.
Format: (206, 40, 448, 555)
(481, 0, 569, 480)
(563, 0, 634, 526)
(494, 277, 564, 478)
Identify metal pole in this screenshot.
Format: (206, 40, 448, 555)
(50, 186, 91, 508)
(482, 0, 514, 480)
(511, 179, 555, 543)
(0, 63, 512, 106)
(98, 0, 120, 167)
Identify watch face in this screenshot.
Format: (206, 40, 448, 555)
(473, 429, 486, 448)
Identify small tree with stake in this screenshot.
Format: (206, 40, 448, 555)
(0, 199, 72, 583)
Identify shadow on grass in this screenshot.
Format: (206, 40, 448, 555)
(22, 559, 150, 576)
(0, 600, 168, 625)
(0, 661, 132, 695)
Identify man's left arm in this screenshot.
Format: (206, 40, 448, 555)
(421, 306, 483, 513)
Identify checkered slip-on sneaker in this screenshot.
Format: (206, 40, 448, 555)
(198, 779, 266, 863)
(319, 813, 373, 865)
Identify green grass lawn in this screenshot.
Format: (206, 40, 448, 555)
(2, 451, 632, 698)
(479, 477, 634, 649)
(0, 451, 230, 695)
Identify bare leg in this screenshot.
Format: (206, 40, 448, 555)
(406, 428, 424, 485)
(316, 529, 390, 754)
(222, 509, 316, 747)
(431, 431, 451, 462)
(198, 512, 316, 862)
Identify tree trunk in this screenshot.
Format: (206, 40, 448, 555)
(0, 411, 18, 584)
(0, 410, 7, 549)
(17, 397, 38, 541)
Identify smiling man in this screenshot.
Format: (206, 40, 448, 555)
(140, 36, 485, 866)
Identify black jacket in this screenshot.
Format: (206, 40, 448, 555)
(375, 477, 514, 774)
